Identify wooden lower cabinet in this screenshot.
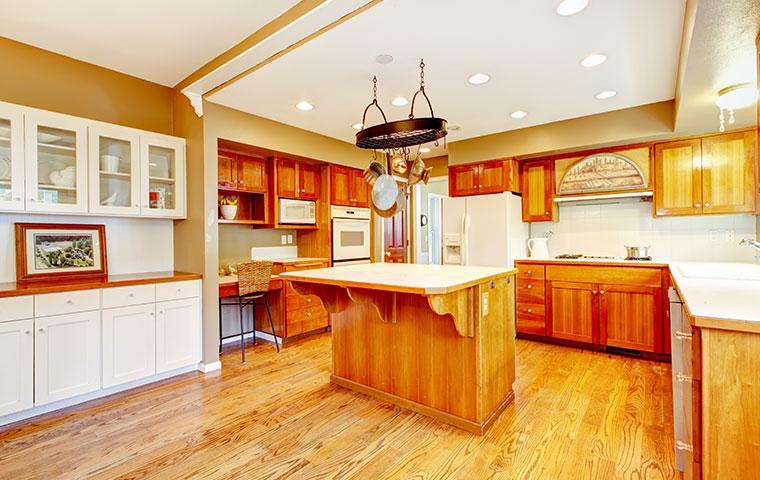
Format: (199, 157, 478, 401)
(546, 281, 598, 344)
(515, 261, 667, 356)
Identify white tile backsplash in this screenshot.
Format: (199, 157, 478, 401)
(530, 200, 758, 262)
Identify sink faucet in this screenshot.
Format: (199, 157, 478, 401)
(739, 238, 760, 261)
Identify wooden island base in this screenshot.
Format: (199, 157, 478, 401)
(289, 269, 517, 435)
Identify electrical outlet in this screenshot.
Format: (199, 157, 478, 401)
(287, 234, 293, 244)
(281, 234, 287, 245)
(481, 292, 489, 316)
(725, 229, 735, 243)
(709, 229, 720, 242)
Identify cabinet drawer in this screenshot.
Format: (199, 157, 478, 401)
(287, 304, 328, 337)
(516, 303, 546, 336)
(516, 264, 545, 280)
(517, 278, 545, 303)
(156, 280, 200, 302)
(35, 289, 100, 317)
(0, 296, 34, 322)
(546, 265, 662, 287)
(286, 292, 323, 311)
(102, 284, 156, 309)
(283, 261, 329, 272)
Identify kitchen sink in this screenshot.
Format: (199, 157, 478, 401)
(674, 262, 760, 281)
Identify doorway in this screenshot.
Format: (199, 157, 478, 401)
(383, 209, 407, 263)
(412, 177, 448, 264)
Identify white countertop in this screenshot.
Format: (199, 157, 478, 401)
(515, 257, 669, 266)
(280, 262, 516, 295)
(669, 261, 760, 333)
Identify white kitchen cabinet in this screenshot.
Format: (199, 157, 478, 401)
(24, 109, 88, 213)
(34, 311, 101, 406)
(0, 319, 34, 416)
(88, 123, 141, 216)
(0, 102, 25, 212)
(102, 304, 156, 388)
(140, 134, 186, 218)
(156, 297, 201, 373)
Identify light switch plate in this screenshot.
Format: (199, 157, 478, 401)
(287, 234, 293, 244)
(281, 235, 287, 245)
(482, 292, 489, 316)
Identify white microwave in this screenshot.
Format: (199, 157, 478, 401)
(278, 198, 317, 225)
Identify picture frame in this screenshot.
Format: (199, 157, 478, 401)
(14, 223, 108, 284)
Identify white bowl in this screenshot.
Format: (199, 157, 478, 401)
(100, 155, 121, 173)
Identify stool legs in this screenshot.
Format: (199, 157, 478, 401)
(265, 296, 280, 352)
(239, 299, 246, 363)
(218, 299, 223, 354)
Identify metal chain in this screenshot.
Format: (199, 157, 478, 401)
(419, 59, 425, 87)
(372, 76, 378, 100)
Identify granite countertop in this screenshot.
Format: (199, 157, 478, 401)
(280, 262, 516, 295)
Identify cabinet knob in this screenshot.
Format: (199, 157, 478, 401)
(527, 284, 532, 289)
(28, 198, 36, 202)
(705, 202, 711, 207)
(694, 203, 701, 208)
(307, 298, 312, 303)
(527, 308, 533, 313)
(38, 327, 45, 333)
(158, 311, 165, 315)
(599, 290, 605, 295)
(25, 330, 31, 335)
(306, 312, 312, 317)
(526, 270, 532, 274)
(544, 211, 549, 215)
(592, 290, 598, 295)
(128, 293, 135, 297)
(149, 311, 155, 316)
(66, 299, 73, 304)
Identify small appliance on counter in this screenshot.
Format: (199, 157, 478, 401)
(527, 236, 551, 259)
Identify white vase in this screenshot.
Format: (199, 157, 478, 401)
(220, 205, 238, 220)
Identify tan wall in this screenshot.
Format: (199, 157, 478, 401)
(0, 36, 173, 134)
(218, 226, 296, 269)
(448, 101, 675, 165)
(424, 155, 449, 177)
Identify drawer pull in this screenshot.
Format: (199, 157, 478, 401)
(307, 298, 312, 303)
(66, 299, 74, 304)
(527, 284, 532, 289)
(675, 331, 692, 340)
(128, 293, 135, 297)
(676, 373, 692, 383)
(38, 327, 45, 333)
(526, 270, 532, 274)
(599, 290, 605, 295)
(294, 262, 324, 268)
(158, 311, 165, 315)
(306, 312, 312, 317)
(527, 308, 533, 313)
(675, 441, 693, 452)
(25, 330, 31, 335)
(592, 290, 598, 295)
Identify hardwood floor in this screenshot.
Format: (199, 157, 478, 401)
(0, 334, 677, 479)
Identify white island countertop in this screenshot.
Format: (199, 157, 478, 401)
(279, 262, 516, 295)
(669, 261, 760, 334)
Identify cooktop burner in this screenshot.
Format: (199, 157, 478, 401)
(555, 254, 616, 259)
(625, 256, 652, 261)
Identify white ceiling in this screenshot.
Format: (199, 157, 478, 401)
(209, 0, 686, 152)
(0, 0, 299, 86)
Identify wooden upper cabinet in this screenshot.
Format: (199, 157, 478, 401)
(521, 160, 556, 222)
(599, 284, 660, 353)
(547, 281, 597, 344)
(237, 155, 267, 193)
(448, 159, 519, 197)
(218, 151, 237, 188)
(330, 165, 367, 207)
(298, 163, 320, 200)
(701, 131, 756, 214)
(654, 139, 703, 216)
(276, 158, 299, 198)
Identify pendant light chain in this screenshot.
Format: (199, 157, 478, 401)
(419, 59, 425, 88)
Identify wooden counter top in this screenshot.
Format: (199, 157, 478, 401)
(0, 271, 202, 298)
(280, 263, 516, 295)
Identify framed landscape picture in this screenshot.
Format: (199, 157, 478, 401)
(15, 223, 108, 284)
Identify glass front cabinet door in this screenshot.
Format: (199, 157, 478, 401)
(88, 124, 141, 216)
(0, 103, 25, 211)
(140, 134, 186, 218)
(24, 111, 88, 213)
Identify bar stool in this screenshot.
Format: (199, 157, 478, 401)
(220, 260, 279, 362)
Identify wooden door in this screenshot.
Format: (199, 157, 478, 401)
(276, 158, 298, 198)
(35, 311, 101, 405)
(0, 318, 33, 416)
(330, 166, 352, 206)
(217, 151, 237, 188)
(156, 298, 201, 373)
(352, 169, 369, 207)
(701, 131, 756, 214)
(547, 281, 598, 344)
(599, 284, 661, 353)
(479, 160, 508, 194)
(299, 163, 320, 200)
(449, 164, 480, 196)
(237, 154, 267, 193)
(521, 160, 555, 222)
(383, 210, 407, 263)
(102, 304, 157, 388)
(654, 139, 703, 216)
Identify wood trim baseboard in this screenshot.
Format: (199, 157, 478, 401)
(330, 374, 514, 435)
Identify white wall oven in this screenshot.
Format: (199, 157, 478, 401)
(278, 198, 316, 225)
(331, 206, 371, 265)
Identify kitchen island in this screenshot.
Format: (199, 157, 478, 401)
(280, 263, 517, 434)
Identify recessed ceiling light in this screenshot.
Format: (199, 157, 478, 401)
(467, 73, 490, 85)
(449, 125, 461, 131)
(510, 110, 528, 119)
(375, 54, 394, 65)
(581, 53, 607, 67)
(594, 90, 617, 100)
(419, 147, 431, 153)
(391, 96, 409, 107)
(556, 0, 589, 16)
(296, 100, 314, 111)
(352, 123, 364, 130)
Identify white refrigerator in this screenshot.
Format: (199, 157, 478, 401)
(440, 192, 528, 268)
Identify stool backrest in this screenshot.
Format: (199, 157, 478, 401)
(237, 260, 274, 296)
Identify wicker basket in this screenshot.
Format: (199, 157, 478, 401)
(237, 260, 274, 296)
